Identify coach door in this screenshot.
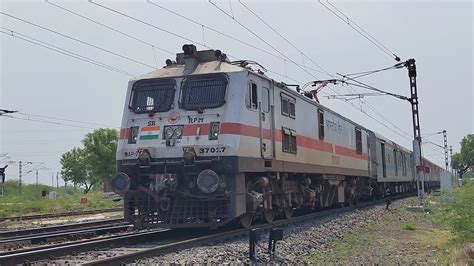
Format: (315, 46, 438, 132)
(259, 79, 273, 159)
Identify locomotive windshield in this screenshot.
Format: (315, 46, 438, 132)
(130, 78, 176, 113)
(179, 74, 227, 110)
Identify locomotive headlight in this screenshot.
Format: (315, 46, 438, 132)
(197, 169, 220, 194)
(174, 126, 183, 138)
(111, 172, 130, 195)
(165, 126, 174, 139)
(209, 122, 220, 140)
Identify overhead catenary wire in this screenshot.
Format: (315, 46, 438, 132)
(346, 85, 412, 139)
(17, 112, 119, 129)
(209, 0, 321, 80)
(326, 1, 400, 61)
(0, 29, 135, 77)
(50, 1, 415, 149)
(318, 0, 400, 62)
(145, 0, 326, 76)
(0, 11, 156, 69)
(89, 0, 207, 48)
(220, 0, 413, 143)
(3, 116, 99, 130)
(88, 0, 313, 85)
(238, 0, 333, 77)
(45, 0, 175, 57)
(341, 62, 405, 80)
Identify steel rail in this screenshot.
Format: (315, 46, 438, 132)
(0, 208, 123, 222)
(0, 218, 125, 239)
(0, 224, 131, 249)
(0, 229, 171, 265)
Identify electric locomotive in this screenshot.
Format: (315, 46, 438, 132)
(112, 44, 441, 229)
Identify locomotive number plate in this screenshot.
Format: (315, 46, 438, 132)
(124, 150, 138, 158)
(198, 146, 226, 154)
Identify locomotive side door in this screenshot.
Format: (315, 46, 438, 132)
(259, 79, 273, 159)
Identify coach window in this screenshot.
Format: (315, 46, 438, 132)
(381, 142, 387, 177)
(318, 109, 324, 140)
(246, 81, 258, 110)
(402, 153, 407, 176)
(355, 128, 362, 154)
(282, 127, 297, 154)
(262, 87, 270, 113)
(281, 93, 295, 119)
(394, 150, 398, 176)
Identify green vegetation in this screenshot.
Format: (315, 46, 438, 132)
(451, 134, 473, 180)
(428, 182, 474, 264)
(60, 128, 118, 193)
(0, 180, 121, 217)
(303, 182, 473, 264)
(303, 219, 381, 263)
(401, 222, 416, 231)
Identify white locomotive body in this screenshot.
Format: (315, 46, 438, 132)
(113, 45, 441, 228)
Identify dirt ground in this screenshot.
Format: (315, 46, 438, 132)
(304, 198, 467, 264)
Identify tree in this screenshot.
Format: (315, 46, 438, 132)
(451, 134, 474, 179)
(60, 148, 95, 193)
(82, 128, 118, 184)
(60, 128, 118, 193)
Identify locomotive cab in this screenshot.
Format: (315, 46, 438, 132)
(114, 45, 250, 228)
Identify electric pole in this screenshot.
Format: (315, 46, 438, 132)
(19, 161, 22, 194)
(406, 59, 425, 206)
(443, 130, 448, 171)
(36, 170, 39, 185)
(449, 145, 453, 172)
(56, 172, 59, 189)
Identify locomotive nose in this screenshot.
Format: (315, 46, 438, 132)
(111, 172, 131, 195)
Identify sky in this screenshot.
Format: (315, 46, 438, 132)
(0, 0, 472, 185)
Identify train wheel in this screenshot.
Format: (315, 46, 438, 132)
(263, 209, 275, 223)
(238, 213, 254, 229)
(283, 208, 293, 219)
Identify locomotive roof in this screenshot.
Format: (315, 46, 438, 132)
(133, 60, 245, 81)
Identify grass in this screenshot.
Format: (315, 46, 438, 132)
(303, 219, 387, 263)
(303, 181, 474, 264)
(401, 222, 416, 231)
(428, 181, 474, 264)
(0, 180, 122, 217)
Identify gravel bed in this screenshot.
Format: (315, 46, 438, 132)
(135, 198, 413, 264)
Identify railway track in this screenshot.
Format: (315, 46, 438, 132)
(0, 228, 174, 265)
(5, 193, 413, 265)
(0, 207, 123, 223)
(0, 222, 131, 251)
(0, 218, 125, 239)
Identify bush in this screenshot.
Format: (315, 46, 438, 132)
(434, 182, 474, 244)
(401, 222, 416, 231)
(0, 181, 121, 217)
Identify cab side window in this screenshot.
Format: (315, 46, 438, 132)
(246, 81, 258, 110)
(281, 93, 295, 118)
